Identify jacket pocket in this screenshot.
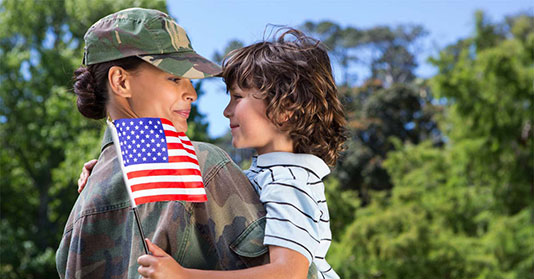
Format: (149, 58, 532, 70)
(229, 217, 269, 266)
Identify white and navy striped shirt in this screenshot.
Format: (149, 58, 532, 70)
(244, 152, 339, 279)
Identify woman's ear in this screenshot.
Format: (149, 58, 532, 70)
(108, 66, 132, 98)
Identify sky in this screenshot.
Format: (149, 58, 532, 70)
(167, 0, 532, 138)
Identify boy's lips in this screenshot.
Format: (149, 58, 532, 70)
(230, 124, 239, 129)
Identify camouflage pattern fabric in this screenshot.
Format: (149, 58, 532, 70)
(83, 8, 220, 79)
(56, 127, 318, 278)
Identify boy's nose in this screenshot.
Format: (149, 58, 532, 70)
(223, 104, 232, 118)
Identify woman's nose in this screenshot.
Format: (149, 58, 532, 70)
(182, 79, 197, 102)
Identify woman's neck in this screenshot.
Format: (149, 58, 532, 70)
(106, 96, 137, 120)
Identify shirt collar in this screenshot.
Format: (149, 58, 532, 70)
(256, 152, 330, 179)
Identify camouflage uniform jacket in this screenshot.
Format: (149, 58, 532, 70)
(56, 127, 274, 278)
(56, 128, 319, 279)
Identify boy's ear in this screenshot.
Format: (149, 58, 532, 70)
(108, 66, 132, 98)
(275, 111, 293, 127)
(280, 110, 293, 122)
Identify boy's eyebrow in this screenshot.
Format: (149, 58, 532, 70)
(228, 85, 240, 92)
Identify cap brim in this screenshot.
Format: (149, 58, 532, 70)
(138, 51, 221, 79)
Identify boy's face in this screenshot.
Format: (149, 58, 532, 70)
(223, 85, 293, 154)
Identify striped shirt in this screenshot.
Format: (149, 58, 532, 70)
(244, 152, 339, 279)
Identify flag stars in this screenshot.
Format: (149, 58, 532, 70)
(116, 118, 173, 166)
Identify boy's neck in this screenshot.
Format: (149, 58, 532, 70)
(256, 136, 294, 155)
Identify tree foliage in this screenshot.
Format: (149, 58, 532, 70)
(327, 11, 534, 279)
(303, 21, 440, 204)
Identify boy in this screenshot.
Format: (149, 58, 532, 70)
(137, 28, 346, 279)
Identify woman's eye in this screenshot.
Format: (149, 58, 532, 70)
(232, 94, 242, 99)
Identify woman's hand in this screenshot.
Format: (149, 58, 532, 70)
(138, 239, 188, 279)
(77, 159, 97, 193)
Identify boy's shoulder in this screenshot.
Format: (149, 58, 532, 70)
(255, 152, 330, 180)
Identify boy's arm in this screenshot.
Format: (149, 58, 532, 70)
(138, 240, 309, 279)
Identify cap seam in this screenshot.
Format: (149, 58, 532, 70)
(145, 16, 164, 53)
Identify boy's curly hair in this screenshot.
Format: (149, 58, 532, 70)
(221, 28, 347, 166)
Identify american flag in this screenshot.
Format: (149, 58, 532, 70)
(112, 117, 207, 206)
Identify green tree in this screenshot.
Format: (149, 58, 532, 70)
(303, 21, 440, 204)
(327, 11, 534, 279)
(429, 11, 533, 215)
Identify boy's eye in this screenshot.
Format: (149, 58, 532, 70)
(232, 94, 242, 99)
(169, 77, 181, 83)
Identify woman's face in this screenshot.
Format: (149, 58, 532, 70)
(126, 63, 197, 132)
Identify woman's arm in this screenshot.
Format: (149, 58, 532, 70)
(138, 239, 308, 279)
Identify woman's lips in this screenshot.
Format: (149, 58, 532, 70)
(174, 110, 190, 119)
(230, 124, 239, 129)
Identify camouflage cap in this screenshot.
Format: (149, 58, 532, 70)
(83, 8, 221, 79)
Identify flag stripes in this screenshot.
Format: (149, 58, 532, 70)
(113, 117, 207, 206)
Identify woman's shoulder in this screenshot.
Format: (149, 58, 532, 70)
(192, 141, 233, 173)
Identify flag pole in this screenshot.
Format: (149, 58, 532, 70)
(107, 119, 150, 255)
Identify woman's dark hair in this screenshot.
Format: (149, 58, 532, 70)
(221, 28, 347, 166)
(73, 56, 144, 119)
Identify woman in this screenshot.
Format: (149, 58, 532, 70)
(56, 8, 273, 279)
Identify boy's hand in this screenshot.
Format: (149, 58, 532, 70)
(138, 239, 187, 279)
(77, 159, 97, 193)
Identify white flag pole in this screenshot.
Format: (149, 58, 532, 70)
(107, 119, 150, 255)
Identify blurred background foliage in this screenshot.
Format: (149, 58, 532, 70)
(1, 0, 532, 278)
